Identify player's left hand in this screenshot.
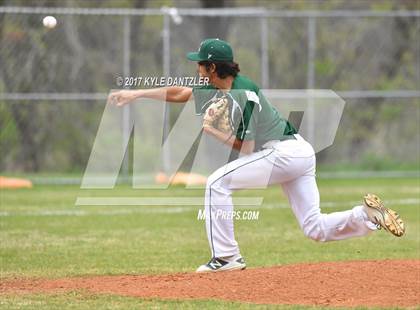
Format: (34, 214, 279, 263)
(202, 123, 215, 133)
(203, 96, 232, 134)
(202, 123, 233, 144)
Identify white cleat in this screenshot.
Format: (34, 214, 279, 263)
(363, 193, 405, 237)
(196, 256, 246, 273)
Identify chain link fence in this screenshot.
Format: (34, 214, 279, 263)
(0, 6, 419, 176)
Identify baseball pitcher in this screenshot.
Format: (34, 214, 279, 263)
(110, 38, 405, 273)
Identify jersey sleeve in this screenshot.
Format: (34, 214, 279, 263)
(192, 85, 217, 115)
(236, 100, 258, 141)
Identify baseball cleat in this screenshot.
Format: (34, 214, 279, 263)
(196, 256, 246, 273)
(363, 193, 405, 237)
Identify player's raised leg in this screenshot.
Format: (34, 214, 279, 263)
(281, 176, 405, 241)
(282, 175, 375, 241)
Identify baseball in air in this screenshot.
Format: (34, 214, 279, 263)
(42, 16, 57, 29)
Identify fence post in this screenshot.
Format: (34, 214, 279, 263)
(162, 11, 171, 173)
(122, 15, 131, 178)
(306, 16, 316, 144)
(260, 16, 269, 89)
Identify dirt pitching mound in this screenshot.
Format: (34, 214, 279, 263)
(1, 259, 419, 308)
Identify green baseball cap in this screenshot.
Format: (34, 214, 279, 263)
(187, 38, 233, 62)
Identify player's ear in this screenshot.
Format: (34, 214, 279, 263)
(210, 63, 217, 74)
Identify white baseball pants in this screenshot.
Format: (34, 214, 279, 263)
(204, 134, 376, 258)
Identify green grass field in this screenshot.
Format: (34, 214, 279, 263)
(1, 178, 419, 309)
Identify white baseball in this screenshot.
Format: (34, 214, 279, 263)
(43, 16, 57, 29)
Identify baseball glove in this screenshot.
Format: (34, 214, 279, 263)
(203, 96, 232, 134)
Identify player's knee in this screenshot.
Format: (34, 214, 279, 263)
(206, 173, 218, 189)
(206, 175, 228, 194)
(303, 222, 327, 242)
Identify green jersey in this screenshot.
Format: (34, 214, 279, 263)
(193, 74, 297, 150)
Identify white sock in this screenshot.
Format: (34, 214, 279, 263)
(356, 205, 378, 230)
